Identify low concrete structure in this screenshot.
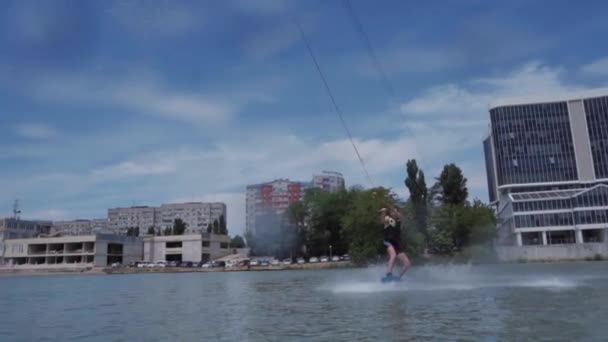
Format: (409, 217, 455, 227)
(2, 234, 142, 269)
(496, 242, 608, 262)
(143, 233, 231, 263)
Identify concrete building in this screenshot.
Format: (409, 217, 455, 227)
(313, 171, 346, 193)
(0, 218, 52, 239)
(484, 93, 608, 260)
(143, 233, 231, 263)
(107, 202, 226, 235)
(2, 234, 142, 268)
(1, 218, 52, 263)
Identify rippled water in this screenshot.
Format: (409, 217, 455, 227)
(1, 262, 607, 341)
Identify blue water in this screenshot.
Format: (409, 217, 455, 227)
(1, 262, 607, 341)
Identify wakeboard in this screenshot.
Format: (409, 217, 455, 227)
(381, 275, 401, 283)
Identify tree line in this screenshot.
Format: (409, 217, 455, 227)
(245, 160, 496, 263)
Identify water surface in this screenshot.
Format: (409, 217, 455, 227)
(1, 262, 607, 341)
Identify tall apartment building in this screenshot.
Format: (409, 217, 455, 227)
(484, 93, 608, 248)
(246, 179, 310, 235)
(155, 202, 226, 234)
(246, 171, 345, 235)
(313, 171, 346, 193)
(107, 206, 155, 235)
(107, 202, 226, 235)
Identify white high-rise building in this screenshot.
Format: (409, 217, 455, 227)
(107, 206, 155, 235)
(155, 202, 226, 234)
(107, 202, 226, 235)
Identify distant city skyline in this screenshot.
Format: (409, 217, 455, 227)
(3, 1, 608, 236)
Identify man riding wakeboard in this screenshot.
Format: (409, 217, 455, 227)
(380, 207, 411, 282)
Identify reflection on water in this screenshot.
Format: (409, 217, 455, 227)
(0, 262, 606, 341)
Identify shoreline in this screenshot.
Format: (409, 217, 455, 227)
(0, 261, 356, 277)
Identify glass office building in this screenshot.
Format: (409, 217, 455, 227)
(485, 94, 608, 246)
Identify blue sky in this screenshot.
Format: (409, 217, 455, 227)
(2, 0, 608, 236)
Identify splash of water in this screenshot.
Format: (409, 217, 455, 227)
(323, 264, 583, 294)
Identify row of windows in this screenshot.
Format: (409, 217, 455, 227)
(513, 199, 573, 212)
(491, 102, 578, 186)
(515, 210, 608, 227)
(574, 210, 608, 225)
(515, 213, 574, 228)
(575, 187, 608, 208)
(584, 96, 608, 179)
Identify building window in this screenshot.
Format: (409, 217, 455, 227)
(220, 242, 228, 249)
(202, 240, 210, 247)
(166, 242, 182, 248)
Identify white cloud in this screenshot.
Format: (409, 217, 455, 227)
(356, 47, 465, 77)
(229, 0, 289, 15)
(241, 20, 305, 60)
(401, 61, 608, 117)
(14, 122, 57, 139)
(106, 1, 204, 37)
(581, 57, 608, 76)
(31, 71, 235, 124)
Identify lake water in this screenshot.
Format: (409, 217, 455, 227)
(1, 262, 607, 341)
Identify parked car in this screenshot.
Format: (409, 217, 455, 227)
(250, 260, 259, 266)
(201, 262, 213, 268)
(111, 262, 121, 268)
(260, 260, 270, 266)
(296, 257, 305, 264)
(309, 257, 319, 263)
(320, 256, 329, 262)
(213, 261, 226, 268)
(225, 260, 236, 268)
(155, 261, 166, 268)
(168, 261, 179, 267)
(271, 259, 280, 266)
(179, 261, 194, 267)
(331, 256, 340, 262)
(283, 258, 293, 265)
(341, 254, 351, 261)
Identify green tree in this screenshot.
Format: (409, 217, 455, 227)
(126, 227, 140, 237)
(147, 226, 155, 235)
(404, 159, 428, 240)
(163, 227, 173, 236)
(230, 235, 246, 248)
(342, 187, 396, 264)
(436, 163, 468, 206)
(212, 219, 220, 234)
(219, 215, 227, 235)
(206, 224, 212, 234)
(173, 218, 187, 235)
(287, 200, 308, 256)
